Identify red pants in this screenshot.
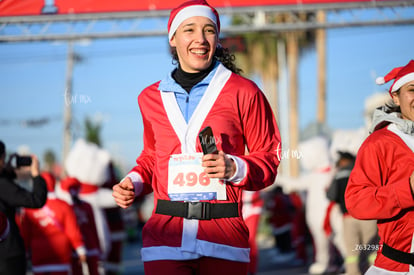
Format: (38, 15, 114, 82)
(144, 257, 248, 275)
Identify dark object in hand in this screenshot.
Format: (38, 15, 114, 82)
(199, 126, 218, 155)
(16, 155, 32, 167)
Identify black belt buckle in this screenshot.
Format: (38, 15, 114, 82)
(186, 202, 211, 220)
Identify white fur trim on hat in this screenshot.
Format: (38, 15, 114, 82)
(169, 5, 217, 40)
(375, 76, 385, 85)
(391, 72, 414, 92)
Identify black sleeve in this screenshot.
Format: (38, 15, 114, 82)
(0, 176, 47, 209)
(326, 180, 339, 202)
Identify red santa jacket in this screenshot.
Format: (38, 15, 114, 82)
(345, 125, 414, 273)
(266, 188, 294, 231)
(20, 193, 86, 271)
(72, 200, 101, 257)
(60, 177, 101, 257)
(129, 63, 281, 262)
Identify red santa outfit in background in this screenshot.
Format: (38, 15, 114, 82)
(102, 162, 126, 275)
(277, 136, 336, 274)
(60, 177, 101, 275)
(289, 191, 308, 265)
(19, 172, 86, 275)
(62, 138, 120, 272)
(265, 185, 294, 257)
(242, 190, 264, 275)
(346, 60, 414, 274)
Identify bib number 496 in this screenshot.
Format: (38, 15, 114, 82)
(173, 172, 210, 187)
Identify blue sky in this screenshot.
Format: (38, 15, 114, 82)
(1, 12, 414, 174)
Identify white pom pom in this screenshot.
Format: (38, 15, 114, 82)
(376, 76, 385, 85)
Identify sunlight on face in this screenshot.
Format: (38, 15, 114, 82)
(169, 16, 218, 73)
(392, 80, 414, 121)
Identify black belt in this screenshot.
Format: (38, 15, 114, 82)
(382, 243, 414, 265)
(155, 199, 239, 220)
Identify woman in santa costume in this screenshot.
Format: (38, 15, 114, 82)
(345, 59, 414, 274)
(112, 0, 281, 274)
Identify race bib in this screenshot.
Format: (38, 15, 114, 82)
(168, 153, 227, 201)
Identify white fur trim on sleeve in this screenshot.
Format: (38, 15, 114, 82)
(76, 245, 87, 256)
(226, 154, 247, 184)
(125, 172, 144, 197)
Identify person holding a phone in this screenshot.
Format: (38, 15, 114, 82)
(0, 140, 47, 275)
(112, 1, 281, 274)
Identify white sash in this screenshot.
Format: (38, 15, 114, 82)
(160, 63, 232, 154)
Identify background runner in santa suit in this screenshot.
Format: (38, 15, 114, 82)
(60, 177, 101, 275)
(345, 60, 414, 274)
(20, 172, 87, 275)
(242, 190, 264, 275)
(112, 1, 282, 274)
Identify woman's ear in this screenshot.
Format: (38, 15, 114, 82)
(392, 92, 400, 106)
(169, 36, 176, 47)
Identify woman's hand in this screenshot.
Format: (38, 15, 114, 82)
(112, 177, 136, 209)
(201, 151, 236, 180)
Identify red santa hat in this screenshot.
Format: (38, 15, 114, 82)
(60, 177, 81, 193)
(168, 0, 220, 41)
(376, 60, 414, 96)
(41, 171, 56, 192)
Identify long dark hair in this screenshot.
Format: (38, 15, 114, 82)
(384, 91, 401, 114)
(170, 44, 243, 74)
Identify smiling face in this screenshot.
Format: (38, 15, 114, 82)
(169, 16, 218, 73)
(392, 80, 414, 121)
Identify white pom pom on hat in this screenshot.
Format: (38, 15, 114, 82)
(376, 60, 414, 95)
(375, 76, 385, 85)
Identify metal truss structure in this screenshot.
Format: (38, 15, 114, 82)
(0, 0, 413, 42)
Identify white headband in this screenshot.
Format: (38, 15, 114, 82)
(168, 5, 218, 41)
(391, 72, 414, 92)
